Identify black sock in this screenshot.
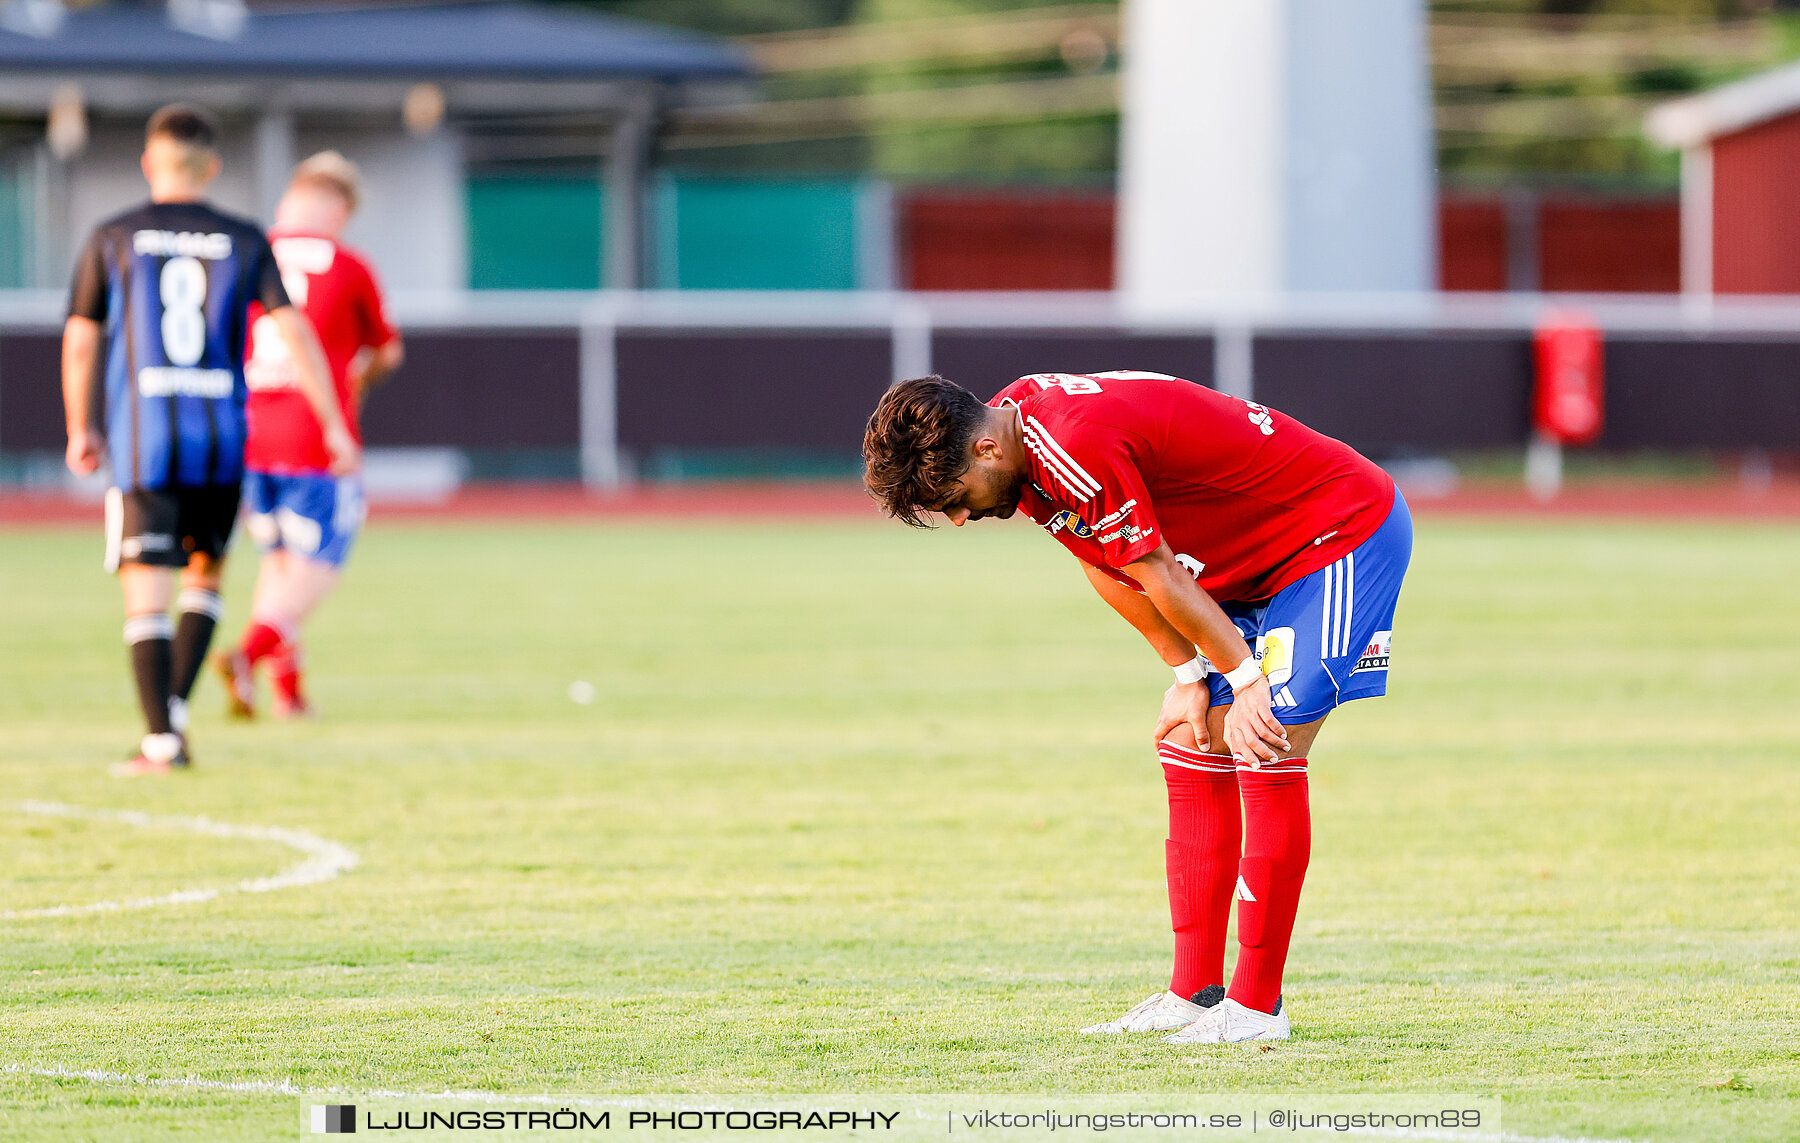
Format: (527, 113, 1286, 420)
(170, 588, 223, 701)
(124, 613, 176, 735)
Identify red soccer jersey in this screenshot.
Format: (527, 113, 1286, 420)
(990, 371, 1396, 602)
(243, 232, 395, 473)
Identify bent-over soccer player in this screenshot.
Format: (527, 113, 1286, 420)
(61, 105, 356, 775)
(862, 370, 1412, 1043)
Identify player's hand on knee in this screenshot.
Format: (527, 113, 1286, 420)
(1223, 676, 1289, 763)
(1155, 681, 1213, 751)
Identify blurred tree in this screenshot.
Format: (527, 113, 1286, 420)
(1435, 0, 1800, 186)
(574, 0, 1119, 181)
(853, 0, 1117, 181)
(575, 0, 859, 36)
(575, 0, 1800, 188)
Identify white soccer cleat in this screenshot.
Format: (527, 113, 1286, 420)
(1079, 990, 1214, 1035)
(1163, 997, 1290, 1044)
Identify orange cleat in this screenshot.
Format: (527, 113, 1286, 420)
(215, 651, 256, 719)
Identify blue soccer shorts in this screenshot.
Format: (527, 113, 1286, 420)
(1205, 489, 1413, 725)
(241, 470, 366, 568)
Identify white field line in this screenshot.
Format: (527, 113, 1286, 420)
(0, 1063, 615, 1106)
(0, 1065, 1638, 1142)
(2, 800, 358, 920)
(3, 807, 1635, 1143)
(1337, 1132, 1637, 1143)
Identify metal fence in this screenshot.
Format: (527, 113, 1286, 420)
(3, 290, 1798, 488)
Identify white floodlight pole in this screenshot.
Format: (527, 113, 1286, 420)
(1118, 0, 1286, 307)
(579, 302, 622, 490)
(1680, 145, 1713, 301)
(253, 103, 295, 225)
(1117, 0, 1433, 339)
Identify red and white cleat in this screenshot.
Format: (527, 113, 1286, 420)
(215, 651, 256, 719)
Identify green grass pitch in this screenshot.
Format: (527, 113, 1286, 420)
(1, 512, 1797, 1141)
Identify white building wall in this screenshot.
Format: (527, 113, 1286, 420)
(38, 120, 466, 292)
(296, 126, 467, 292)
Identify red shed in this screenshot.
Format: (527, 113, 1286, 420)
(1648, 64, 1800, 295)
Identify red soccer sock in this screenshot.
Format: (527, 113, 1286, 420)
(238, 617, 290, 667)
(1158, 740, 1241, 1000)
(1227, 756, 1311, 1015)
(270, 643, 305, 707)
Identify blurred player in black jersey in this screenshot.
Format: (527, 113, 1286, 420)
(62, 104, 358, 775)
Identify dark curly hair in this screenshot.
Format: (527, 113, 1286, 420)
(862, 375, 989, 527)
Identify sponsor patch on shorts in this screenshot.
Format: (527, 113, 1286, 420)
(120, 532, 175, 560)
(1353, 630, 1392, 674)
(1256, 626, 1296, 690)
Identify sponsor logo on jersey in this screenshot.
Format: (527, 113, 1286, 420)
(1047, 509, 1093, 538)
(132, 229, 232, 260)
(244, 362, 296, 391)
(1243, 400, 1275, 436)
(1175, 553, 1206, 579)
(272, 235, 336, 306)
(245, 313, 298, 391)
(1023, 372, 1102, 395)
(137, 367, 233, 399)
(1353, 630, 1392, 674)
(1094, 499, 1138, 529)
(1099, 523, 1148, 545)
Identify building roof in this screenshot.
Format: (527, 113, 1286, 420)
(0, 0, 753, 83)
(1645, 59, 1800, 149)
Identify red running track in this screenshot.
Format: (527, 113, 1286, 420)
(3, 479, 1799, 526)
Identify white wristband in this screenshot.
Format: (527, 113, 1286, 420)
(1223, 657, 1263, 691)
(1171, 656, 1208, 685)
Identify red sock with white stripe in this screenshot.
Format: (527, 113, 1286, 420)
(237, 616, 290, 667)
(1158, 740, 1240, 1000)
(1227, 756, 1311, 1016)
(270, 642, 306, 710)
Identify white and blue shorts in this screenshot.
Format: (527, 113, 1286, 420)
(242, 470, 366, 568)
(1205, 490, 1413, 725)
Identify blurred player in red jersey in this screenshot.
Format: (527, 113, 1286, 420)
(217, 152, 403, 719)
(863, 371, 1412, 1044)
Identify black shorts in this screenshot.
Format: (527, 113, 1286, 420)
(104, 484, 241, 571)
